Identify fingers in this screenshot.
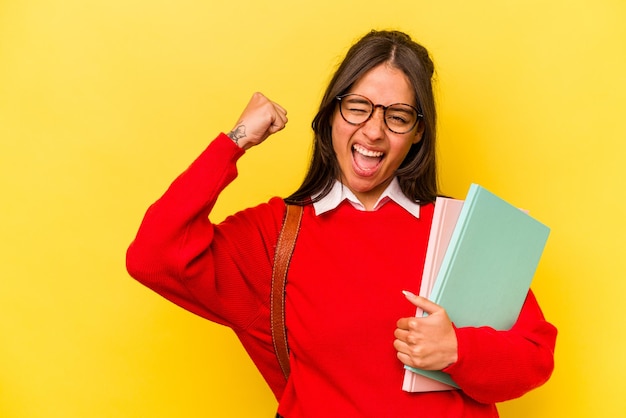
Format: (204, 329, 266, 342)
(402, 290, 441, 315)
(252, 92, 288, 130)
(394, 320, 457, 370)
(393, 327, 428, 369)
(395, 290, 459, 370)
(393, 339, 413, 366)
(271, 100, 288, 121)
(229, 92, 288, 149)
(268, 99, 288, 133)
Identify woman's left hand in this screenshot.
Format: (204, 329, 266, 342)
(393, 291, 459, 371)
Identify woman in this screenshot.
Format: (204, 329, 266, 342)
(126, 30, 556, 417)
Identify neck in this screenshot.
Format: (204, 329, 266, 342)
(340, 177, 393, 211)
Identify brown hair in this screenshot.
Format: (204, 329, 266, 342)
(285, 30, 438, 205)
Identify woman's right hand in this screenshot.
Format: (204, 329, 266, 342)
(227, 92, 288, 150)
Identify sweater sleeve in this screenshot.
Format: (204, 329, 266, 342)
(443, 290, 557, 404)
(125, 133, 286, 330)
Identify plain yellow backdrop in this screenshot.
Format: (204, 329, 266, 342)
(1, 0, 625, 417)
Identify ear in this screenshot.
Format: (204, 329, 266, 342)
(411, 120, 425, 145)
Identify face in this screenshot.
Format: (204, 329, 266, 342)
(331, 63, 424, 209)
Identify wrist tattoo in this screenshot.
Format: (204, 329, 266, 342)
(227, 125, 246, 146)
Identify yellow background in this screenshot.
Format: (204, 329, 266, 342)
(1, 0, 625, 417)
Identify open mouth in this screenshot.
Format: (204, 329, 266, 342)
(352, 144, 384, 175)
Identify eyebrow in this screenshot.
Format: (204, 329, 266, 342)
(346, 95, 414, 108)
(344, 96, 370, 104)
(388, 106, 415, 115)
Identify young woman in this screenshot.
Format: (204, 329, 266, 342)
(126, 30, 557, 417)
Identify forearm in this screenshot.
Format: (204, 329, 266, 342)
(126, 134, 244, 316)
(445, 291, 557, 403)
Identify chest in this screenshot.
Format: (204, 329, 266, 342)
(284, 204, 432, 358)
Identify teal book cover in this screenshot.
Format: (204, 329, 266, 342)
(405, 184, 550, 388)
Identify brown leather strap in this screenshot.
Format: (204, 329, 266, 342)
(271, 204, 303, 380)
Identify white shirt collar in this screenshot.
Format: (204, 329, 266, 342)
(312, 178, 421, 218)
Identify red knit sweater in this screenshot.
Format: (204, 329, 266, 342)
(126, 133, 557, 418)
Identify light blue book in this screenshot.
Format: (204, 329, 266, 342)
(404, 184, 550, 388)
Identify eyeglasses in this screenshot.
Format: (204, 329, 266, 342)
(336, 93, 423, 134)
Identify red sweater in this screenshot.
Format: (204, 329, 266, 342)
(126, 133, 557, 417)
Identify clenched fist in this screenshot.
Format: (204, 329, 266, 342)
(227, 92, 288, 150)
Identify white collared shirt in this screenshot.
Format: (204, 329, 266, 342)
(312, 177, 421, 219)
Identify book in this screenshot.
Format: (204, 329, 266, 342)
(402, 197, 464, 392)
(416, 197, 465, 318)
(403, 184, 550, 390)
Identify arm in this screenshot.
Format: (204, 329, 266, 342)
(395, 290, 556, 404)
(126, 93, 289, 329)
(445, 290, 556, 403)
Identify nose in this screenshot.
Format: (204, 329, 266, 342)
(361, 107, 386, 140)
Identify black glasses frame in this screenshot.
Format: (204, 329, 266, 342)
(335, 93, 423, 134)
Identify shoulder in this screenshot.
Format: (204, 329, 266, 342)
(220, 197, 287, 238)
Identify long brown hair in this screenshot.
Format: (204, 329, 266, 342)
(285, 30, 438, 205)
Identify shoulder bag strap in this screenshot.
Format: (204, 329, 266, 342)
(271, 204, 303, 381)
